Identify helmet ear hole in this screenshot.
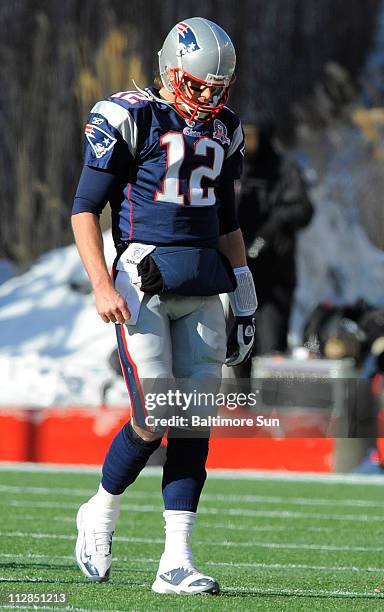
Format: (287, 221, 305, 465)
(166, 68, 177, 88)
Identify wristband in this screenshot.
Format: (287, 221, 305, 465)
(228, 266, 258, 316)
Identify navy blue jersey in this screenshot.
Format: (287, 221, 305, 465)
(81, 88, 244, 247)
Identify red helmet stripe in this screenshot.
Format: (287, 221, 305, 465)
(176, 22, 189, 32)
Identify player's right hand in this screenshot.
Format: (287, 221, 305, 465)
(94, 285, 131, 324)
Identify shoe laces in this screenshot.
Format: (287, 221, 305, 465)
(92, 529, 113, 555)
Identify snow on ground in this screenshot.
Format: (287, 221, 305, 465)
(0, 260, 18, 286)
(292, 182, 384, 343)
(290, 120, 384, 343)
(0, 232, 127, 406)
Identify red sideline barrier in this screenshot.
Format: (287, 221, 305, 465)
(0, 407, 333, 471)
(0, 411, 34, 462)
(207, 438, 334, 471)
(0, 407, 129, 464)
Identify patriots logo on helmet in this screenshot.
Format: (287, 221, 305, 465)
(212, 119, 230, 145)
(176, 22, 201, 54)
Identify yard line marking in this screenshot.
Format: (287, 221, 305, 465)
(0, 462, 102, 474)
(211, 523, 335, 533)
(1, 484, 382, 509)
(0, 552, 78, 560)
(0, 552, 160, 564)
(0, 530, 164, 543)
(203, 493, 382, 508)
(1, 530, 382, 552)
(18, 514, 336, 533)
(207, 560, 384, 573)
(3, 499, 384, 522)
(1, 551, 384, 574)
(2, 462, 384, 485)
(3, 499, 161, 512)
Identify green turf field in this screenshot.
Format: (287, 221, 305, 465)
(0, 466, 384, 611)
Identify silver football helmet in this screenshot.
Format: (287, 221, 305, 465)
(158, 17, 236, 122)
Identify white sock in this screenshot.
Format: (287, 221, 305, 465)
(158, 510, 196, 572)
(86, 484, 121, 528)
(91, 484, 122, 508)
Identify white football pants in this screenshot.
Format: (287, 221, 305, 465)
(114, 273, 226, 431)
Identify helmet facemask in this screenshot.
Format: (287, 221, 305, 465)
(166, 67, 234, 122)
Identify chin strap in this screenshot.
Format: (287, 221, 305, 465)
(131, 79, 174, 107)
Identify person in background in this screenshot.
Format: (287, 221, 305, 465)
(303, 300, 384, 472)
(237, 123, 314, 375)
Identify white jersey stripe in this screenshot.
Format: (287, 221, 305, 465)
(227, 121, 243, 158)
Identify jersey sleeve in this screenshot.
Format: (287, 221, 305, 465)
(72, 166, 121, 216)
(83, 99, 138, 174)
(221, 119, 245, 181)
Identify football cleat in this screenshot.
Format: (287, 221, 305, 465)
(152, 566, 220, 595)
(75, 503, 116, 583)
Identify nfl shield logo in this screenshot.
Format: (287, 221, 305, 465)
(213, 119, 230, 145)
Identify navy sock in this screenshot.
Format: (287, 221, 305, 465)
(162, 436, 209, 511)
(101, 421, 162, 495)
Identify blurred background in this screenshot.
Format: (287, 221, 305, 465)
(1, 0, 384, 472)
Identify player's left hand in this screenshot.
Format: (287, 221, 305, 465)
(225, 315, 255, 366)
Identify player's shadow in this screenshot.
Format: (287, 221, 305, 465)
(0, 561, 73, 571)
(221, 589, 384, 601)
(0, 563, 148, 588)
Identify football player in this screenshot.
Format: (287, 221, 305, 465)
(72, 17, 257, 595)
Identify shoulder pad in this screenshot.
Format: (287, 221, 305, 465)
(89, 97, 141, 156)
(108, 90, 153, 109)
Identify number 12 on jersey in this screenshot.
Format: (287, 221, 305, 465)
(154, 132, 224, 206)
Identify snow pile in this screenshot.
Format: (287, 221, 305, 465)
(293, 192, 384, 341)
(0, 232, 127, 406)
(291, 122, 384, 342)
